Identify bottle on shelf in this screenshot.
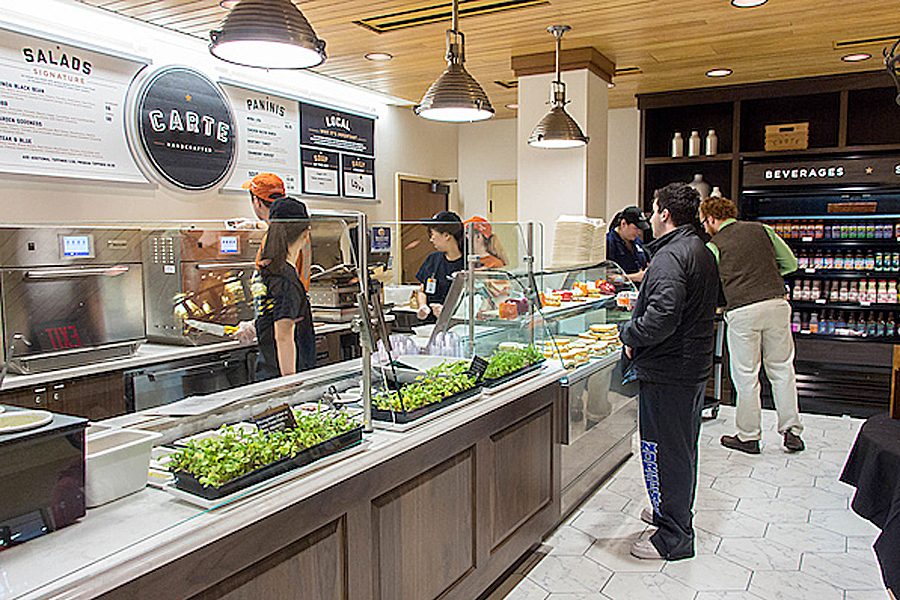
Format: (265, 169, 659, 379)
(836, 311, 847, 334)
(801, 280, 811, 301)
(867, 222, 876, 238)
(848, 313, 858, 334)
(868, 280, 878, 303)
(848, 281, 859, 303)
(890, 281, 898, 304)
(797, 250, 808, 269)
(839, 281, 849, 302)
(879, 280, 889, 304)
(814, 250, 824, 269)
(811, 280, 821, 301)
(671, 132, 684, 158)
(830, 281, 840, 302)
(832, 223, 842, 239)
(893, 252, 900, 271)
(801, 312, 810, 333)
(888, 313, 896, 336)
(895, 221, 900, 240)
(705, 129, 718, 156)
(866, 251, 876, 271)
(824, 251, 834, 270)
(867, 313, 877, 337)
(815, 221, 824, 239)
(876, 252, 884, 272)
(688, 131, 701, 157)
(825, 310, 836, 335)
(877, 312, 886, 337)
(855, 251, 865, 271)
(791, 281, 801, 300)
(791, 312, 801, 333)
(792, 222, 801, 239)
(809, 312, 819, 334)
(710, 186, 723, 198)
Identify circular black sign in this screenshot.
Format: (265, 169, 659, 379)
(135, 67, 235, 190)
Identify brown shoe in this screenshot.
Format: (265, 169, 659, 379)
(784, 431, 805, 452)
(720, 434, 760, 454)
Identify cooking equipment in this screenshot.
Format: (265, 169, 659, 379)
(0, 226, 145, 374)
(0, 405, 88, 547)
(142, 228, 264, 345)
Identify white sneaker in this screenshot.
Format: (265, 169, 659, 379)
(640, 508, 656, 526)
(630, 538, 664, 560)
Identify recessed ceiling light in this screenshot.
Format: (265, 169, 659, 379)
(842, 52, 872, 62)
(365, 52, 393, 61)
(731, 0, 767, 7)
(505, 103, 518, 109)
(706, 68, 733, 77)
(219, 0, 238, 8)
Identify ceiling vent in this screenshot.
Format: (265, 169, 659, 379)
(614, 66, 642, 76)
(834, 35, 900, 49)
(355, 0, 549, 34)
(494, 79, 518, 89)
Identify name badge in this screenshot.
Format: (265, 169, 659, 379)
(425, 277, 437, 295)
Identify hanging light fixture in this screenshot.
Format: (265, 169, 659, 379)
(414, 0, 494, 122)
(209, 0, 326, 70)
(885, 37, 900, 107)
(528, 25, 589, 149)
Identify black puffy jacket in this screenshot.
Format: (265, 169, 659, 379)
(619, 225, 719, 384)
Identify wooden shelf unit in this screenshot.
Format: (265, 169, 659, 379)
(637, 71, 900, 209)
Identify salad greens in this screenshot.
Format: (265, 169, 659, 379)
(169, 411, 357, 488)
(374, 360, 475, 412)
(483, 345, 543, 380)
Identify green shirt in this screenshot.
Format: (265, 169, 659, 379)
(706, 218, 798, 276)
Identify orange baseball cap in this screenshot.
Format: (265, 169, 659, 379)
(242, 173, 285, 201)
(464, 215, 492, 238)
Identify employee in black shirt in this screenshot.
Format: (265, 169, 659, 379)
(252, 198, 317, 380)
(415, 211, 465, 322)
(606, 206, 651, 283)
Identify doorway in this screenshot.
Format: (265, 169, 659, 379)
(487, 179, 519, 267)
(398, 178, 448, 284)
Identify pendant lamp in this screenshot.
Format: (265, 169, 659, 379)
(528, 26, 589, 149)
(886, 37, 900, 107)
(415, 0, 494, 122)
(210, 0, 326, 70)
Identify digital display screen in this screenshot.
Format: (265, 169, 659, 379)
(219, 236, 239, 254)
(62, 235, 92, 258)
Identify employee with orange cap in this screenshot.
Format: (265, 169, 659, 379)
(463, 216, 508, 269)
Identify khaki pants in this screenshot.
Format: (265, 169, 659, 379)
(724, 298, 803, 441)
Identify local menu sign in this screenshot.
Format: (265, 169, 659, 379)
(222, 84, 299, 194)
(133, 66, 236, 190)
(0, 27, 146, 182)
(301, 148, 339, 195)
(342, 154, 375, 199)
(743, 156, 900, 188)
(300, 103, 374, 156)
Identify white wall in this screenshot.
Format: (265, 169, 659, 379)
(606, 107, 641, 222)
(0, 0, 458, 225)
(457, 118, 517, 218)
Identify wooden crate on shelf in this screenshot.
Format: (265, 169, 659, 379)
(764, 122, 809, 151)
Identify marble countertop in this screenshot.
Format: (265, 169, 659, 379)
(0, 365, 564, 600)
(0, 322, 353, 392)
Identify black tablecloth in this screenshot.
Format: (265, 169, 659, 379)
(841, 412, 900, 592)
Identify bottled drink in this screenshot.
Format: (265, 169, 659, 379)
(791, 280, 801, 300)
(815, 222, 824, 239)
(857, 313, 867, 334)
(866, 251, 875, 271)
(855, 251, 865, 270)
(823, 223, 832, 239)
(839, 281, 849, 301)
(798, 250, 808, 269)
(879, 280, 889, 304)
(895, 222, 900, 239)
(876, 252, 884, 272)
(811, 280, 821, 300)
(801, 280, 811, 300)
(840, 223, 849, 239)
(809, 312, 819, 334)
(890, 281, 898, 304)
(867, 313, 877, 336)
(791, 312, 801, 332)
(830, 281, 840, 302)
(835, 252, 844, 270)
(848, 313, 858, 333)
(671, 132, 684, 157)
(850, 223, 859, 239)
(792, 222, 800, 238)
(801, 312, 810, 333)
(866, 222, 876, 238)
(814, 251, 824, 269)
(837, 312, 847, 334)
(832, 224, 841, 238)
(705, 129, 718, 156)
(868, 280, 878, 303)
(893, 252, 900, 271)
(889, 313, 896, 336)
(848, 281, 859, 303)
(877, 312, 886, 337)
(826, 310, 836, 335)
(824, 251, 834, 270)
(688, 130, 701, 157)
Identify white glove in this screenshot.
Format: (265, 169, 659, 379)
(233, 321, 257, 345)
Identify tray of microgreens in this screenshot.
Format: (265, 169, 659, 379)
(169, 409, 361, 500)
(481, 345, 545, 388)
(372, 360, 479, 424)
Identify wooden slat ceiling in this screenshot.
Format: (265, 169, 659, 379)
(77, 0, 900, 114)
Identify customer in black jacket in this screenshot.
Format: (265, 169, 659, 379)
(619, 182, 719, 561)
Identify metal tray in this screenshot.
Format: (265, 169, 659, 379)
(172, 426, 363, 500)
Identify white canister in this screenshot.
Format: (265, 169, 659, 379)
(705, 129, 718, 156)
(688, 130, 701, 157)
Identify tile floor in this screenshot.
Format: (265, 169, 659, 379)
(484, 405, 890, 600)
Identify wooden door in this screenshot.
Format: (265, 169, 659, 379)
(399, 179, 448, 284)
(487, 180, 519, 268)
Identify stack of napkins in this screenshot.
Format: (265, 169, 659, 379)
(550, 215, 607, 267)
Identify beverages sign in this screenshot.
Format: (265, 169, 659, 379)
(132, 66, 236, 190)
(744, 156, 900, 188)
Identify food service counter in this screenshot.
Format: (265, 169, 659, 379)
(2, 361, 566, 600)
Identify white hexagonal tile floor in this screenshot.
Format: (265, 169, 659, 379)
(480, 406, 890, 600)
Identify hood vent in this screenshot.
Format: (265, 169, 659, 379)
(355, 0, 549, 33)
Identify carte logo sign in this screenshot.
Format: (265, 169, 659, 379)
(22, 46, 92, 74)
(765, 166, 845, 180)
(135, 67, 235, 190)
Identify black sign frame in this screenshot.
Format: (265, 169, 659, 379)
(300, 103, 374, 157)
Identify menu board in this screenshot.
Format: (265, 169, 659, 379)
(301, 148, 339, 196)
(0, 27, 147, 182)
(222, 84, 300, 193)
(342, 154, 375, 199)
(300, 103, 374, 157)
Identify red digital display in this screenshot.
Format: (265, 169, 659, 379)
(43, 325, 83, 351)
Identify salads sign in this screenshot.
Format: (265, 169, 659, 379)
(744, 155, 900, 188)
(133, 66, 236, 190)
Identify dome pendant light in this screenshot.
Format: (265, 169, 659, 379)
(415, 0, 494, 122)
(210, 0, 326, 70)
(528, 25, 589, 149)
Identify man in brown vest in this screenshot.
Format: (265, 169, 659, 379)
(699, 197, 805, 454)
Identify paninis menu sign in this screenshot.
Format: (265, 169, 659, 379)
(134, 66, 235, 190)
(744, 156, 900, 188)
(300, 103, 374, 156)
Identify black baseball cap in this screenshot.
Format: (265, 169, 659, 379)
(269, 197, 310, 221)
(618, 206, 650, 230)
(422, 210, 462, 226)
